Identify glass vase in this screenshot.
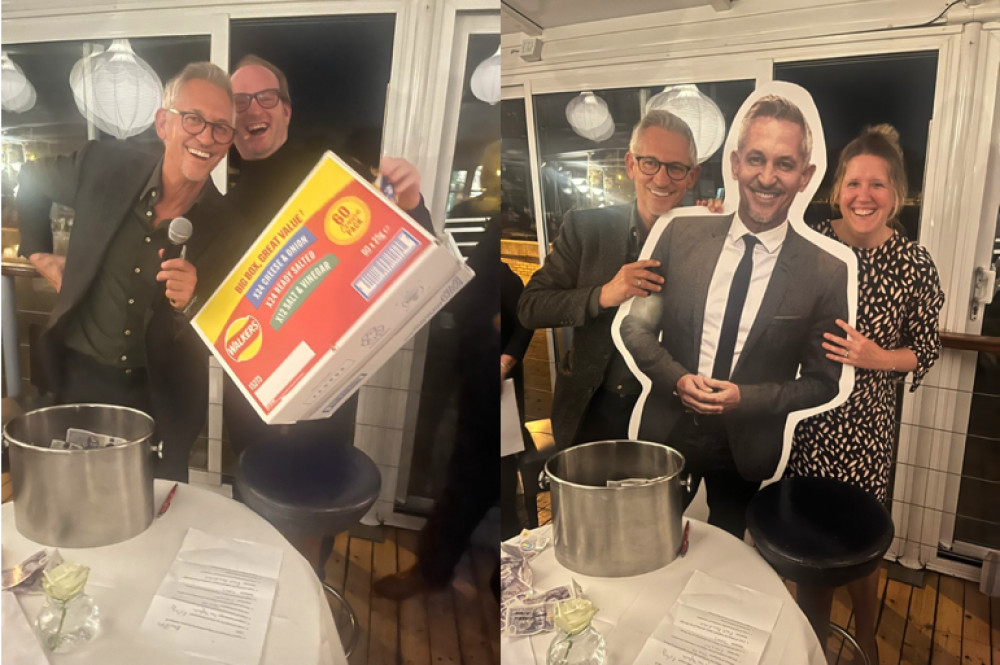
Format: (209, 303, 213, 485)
(546, 623, 606, 665)
(36, 593, 101, 653)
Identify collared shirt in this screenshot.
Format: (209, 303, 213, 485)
(600, 202, 646, 396)
(64, 160, 177, 370)
(697, 217, 788, 379)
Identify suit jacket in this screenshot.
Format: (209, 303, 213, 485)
(17, 140, 239, 480)
(619, 213, 848, 480)
(517, 204, 634, 448)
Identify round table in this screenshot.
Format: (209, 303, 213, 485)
(1, 480, 345, 665)
(502, 522, 826, 665)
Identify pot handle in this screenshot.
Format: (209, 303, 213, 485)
(539, 469, 550, 491)
(150, 440, 163, 460)
(680, 474, 693, 493)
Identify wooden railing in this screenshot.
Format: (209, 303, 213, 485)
(940, 332, 1000, 354)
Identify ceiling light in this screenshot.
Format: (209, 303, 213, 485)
(566, 92, 615, 143)
(470, 48, 500, 105)
(2, 52, 37, 113)
(646, 84, 726, 163)
(70, 39, 162, 139)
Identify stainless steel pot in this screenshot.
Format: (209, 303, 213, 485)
(545, 440, 688, 577)
(3, 404, 161, 547)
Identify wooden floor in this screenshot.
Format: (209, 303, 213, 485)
(535, 490, 1000, 665)
(321, 527, 500, 665)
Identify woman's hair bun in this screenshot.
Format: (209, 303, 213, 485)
(867, 124, 901, 150)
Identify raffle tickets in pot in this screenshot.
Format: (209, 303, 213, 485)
(4, 404, 158, 548)
(545, 440, 688, 577)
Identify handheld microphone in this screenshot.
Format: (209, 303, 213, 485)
(162, 217, 193, 261)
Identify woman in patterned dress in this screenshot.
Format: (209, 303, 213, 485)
(785, 124, 945, 663)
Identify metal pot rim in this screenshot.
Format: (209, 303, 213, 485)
(544, 439, 686, 490)
(3, 403, 155, 453)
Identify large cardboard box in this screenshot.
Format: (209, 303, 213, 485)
(192, 152, 474, 424)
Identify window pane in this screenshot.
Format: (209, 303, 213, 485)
(444, 33, 500, 255)
(500, 97, 536, 241)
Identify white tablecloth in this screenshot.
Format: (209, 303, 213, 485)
(503, 522, 826, 665)
(1, 480, 346, 665)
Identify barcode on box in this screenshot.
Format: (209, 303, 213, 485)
(353, 230, 419, 300)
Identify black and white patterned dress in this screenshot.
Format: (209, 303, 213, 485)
(785, 219, 945, 501)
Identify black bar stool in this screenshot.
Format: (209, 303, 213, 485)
(745, 476, 894, 665)
(235, 437, 381, 657)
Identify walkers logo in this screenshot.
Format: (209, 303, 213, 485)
(225, 315, 263, 362)
(324, 196, 370, 245)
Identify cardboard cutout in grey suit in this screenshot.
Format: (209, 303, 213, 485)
(613, 82, 858, 533)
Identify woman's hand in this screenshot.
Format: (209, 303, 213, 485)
(822, 319, 891, 371)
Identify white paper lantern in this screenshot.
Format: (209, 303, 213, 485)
(470, 48, 500, 105)
(6, 83, 37, 114)
(566, 92, 614, 142)
(2, 52, 36, 113)
(587, 113, 616, 143)
(70, 39, 163, 139)
(646, 84, 726, 163)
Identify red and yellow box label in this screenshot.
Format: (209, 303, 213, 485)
(194, 153, 433, 415)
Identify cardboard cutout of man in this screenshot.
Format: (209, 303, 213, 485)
(614, 81, 857, 537)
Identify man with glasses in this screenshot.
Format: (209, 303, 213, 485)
(225, 55, 429, 249)
(17, 62, 239, 481)
(618, 94, 848, 537)
(518, 111, 700, 449)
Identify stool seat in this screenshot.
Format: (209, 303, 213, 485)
(746, 476, 893, 588)
(235, 438, 381, 539)
(234, 438, 380, 658)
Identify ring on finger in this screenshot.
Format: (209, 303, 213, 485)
(636, 278, 642, 287)
(844, 349, 850, 358)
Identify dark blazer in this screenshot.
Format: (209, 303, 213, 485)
(619, 213, 848, 481)
(517, 204, 633, 448)
(17, 140, 239, 480)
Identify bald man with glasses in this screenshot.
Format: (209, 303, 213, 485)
(518, 110, 701, 450)
(16, 62, 241, 482)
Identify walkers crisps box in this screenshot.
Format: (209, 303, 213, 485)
(192, 151, 474, 424)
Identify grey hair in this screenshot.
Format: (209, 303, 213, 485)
(162, 62, 234, 120)
(737, 94, 812, 164)
(629, 110, 698, 165)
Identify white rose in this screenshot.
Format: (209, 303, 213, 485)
(42, 563, 89, 602)
(554, 598, 598, 635)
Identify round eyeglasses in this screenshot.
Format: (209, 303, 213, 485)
(233, 89, 282, 113)
(165, 108, 235, 143)
(633, 155, 693, 181)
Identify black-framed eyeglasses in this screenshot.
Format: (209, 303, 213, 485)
(165, 108, 235, 143)
(233, 89, 282, 113)
(633, 155, 693, 181)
